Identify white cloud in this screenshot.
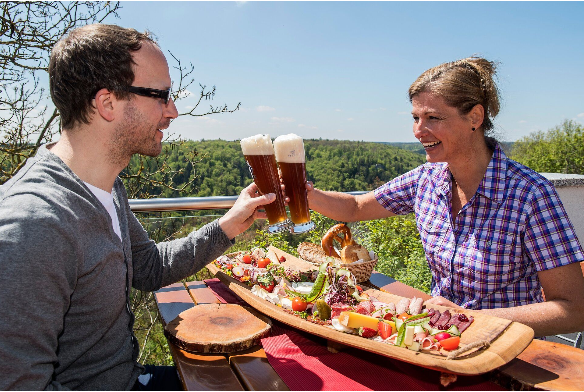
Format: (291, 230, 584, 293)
(397, 111, 410, 115)
(335, 109, 342, 112)
(257, 105, 275, 112)
(236, 1, 247, 6)
(518, 120, 527, 124)
(577, 113, 584, 118)
(347, 118, 354, 121)
(271, 117, 295, 123)
(336, 129, 345, 133)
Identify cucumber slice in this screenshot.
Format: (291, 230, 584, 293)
(446, 324, 461, 336)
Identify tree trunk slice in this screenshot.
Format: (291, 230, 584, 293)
(165, 303, 272, 353)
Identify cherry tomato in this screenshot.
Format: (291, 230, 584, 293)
(397, 312, 410, 322)
(356, 285, 363, 292)
(434, 332, 452, 341)
(291, 297, 307, 312)
(259, 282, 275, 293)
(242, 254, 252, 264)
(224, 264, 234, 270)
(257, 257, 271, 268)
(439, 336, 460, 351)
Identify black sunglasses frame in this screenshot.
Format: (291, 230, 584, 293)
(127, 86, 172, 104)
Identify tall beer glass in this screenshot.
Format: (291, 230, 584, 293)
(240, 134, 291, 233)
(273, 134, 314, 234)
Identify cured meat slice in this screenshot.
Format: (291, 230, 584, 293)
(458, 315, 474, 333)
(435, 309, 451, 328)
(395, 298, 410, 315)
(354, 300, 375, 315)
(330, 303, 353, 319)
(448, 313, 463, 328)
(429, 309, 442, 325)
(408, 297, 424, 315)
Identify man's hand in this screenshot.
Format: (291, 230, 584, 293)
(219, 183, 275, 240)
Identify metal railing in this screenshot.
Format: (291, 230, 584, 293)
(128, 191, 367, 212)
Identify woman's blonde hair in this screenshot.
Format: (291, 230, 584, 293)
(408, 57, 500, 134)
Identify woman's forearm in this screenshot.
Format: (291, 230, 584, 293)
(307, 187, 393, 223)
(481, 299, 584, 337)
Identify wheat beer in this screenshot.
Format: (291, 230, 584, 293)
(274, 134, 314, 234)
(240, 134, 290, 233)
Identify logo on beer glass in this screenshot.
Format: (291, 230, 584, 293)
(240, 134, 291, 234)
(274, 134, 314, 234)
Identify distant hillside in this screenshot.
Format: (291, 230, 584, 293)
(384, 141, 515, 156)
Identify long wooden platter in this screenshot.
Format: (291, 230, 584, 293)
(206, 246, 534, 375)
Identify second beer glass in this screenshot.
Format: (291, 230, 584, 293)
(240, 134, 291, 233)
(274, 134, 314, 234)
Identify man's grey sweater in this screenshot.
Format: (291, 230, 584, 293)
(0, 145, 234, 390)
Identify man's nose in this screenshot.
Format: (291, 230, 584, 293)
(165, 98, 179, 119)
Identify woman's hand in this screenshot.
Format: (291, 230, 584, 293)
(219, 183, 275, 240)
(424, 296, 464, 310)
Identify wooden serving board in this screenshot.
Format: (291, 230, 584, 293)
(165, 303, 272, 353)
(206, 247, 534, 375)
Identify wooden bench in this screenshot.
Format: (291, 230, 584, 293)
(154, 282, 288, 391)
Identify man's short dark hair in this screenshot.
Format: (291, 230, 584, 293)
(49, 24, 156, 129)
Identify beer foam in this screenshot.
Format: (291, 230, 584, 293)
(273, 134, 305, 163)
(240, 134, 275, 155)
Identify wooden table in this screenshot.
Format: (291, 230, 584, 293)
(154, 273, 584, 391)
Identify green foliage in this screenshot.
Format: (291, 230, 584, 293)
(511, 120, 584, 174)
(353, 214, 431, 293)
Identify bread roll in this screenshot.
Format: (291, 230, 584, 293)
(340, 244, 371, 263)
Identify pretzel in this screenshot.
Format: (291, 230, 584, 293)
(321, 223, 355, 258)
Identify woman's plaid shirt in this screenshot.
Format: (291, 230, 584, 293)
(374, 144, 584, 309)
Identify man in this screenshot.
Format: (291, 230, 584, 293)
(0, 24, 274, 390)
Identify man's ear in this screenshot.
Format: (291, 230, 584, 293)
(470, 104, 485, 130)
(94, 88, 116, 122)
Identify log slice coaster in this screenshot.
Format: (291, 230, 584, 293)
(164, 303, 272, 353)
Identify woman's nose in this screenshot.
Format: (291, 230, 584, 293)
(413, 120, 427, 139)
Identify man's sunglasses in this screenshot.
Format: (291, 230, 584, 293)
(127, 86, 172, 104)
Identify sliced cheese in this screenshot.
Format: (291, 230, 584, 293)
(338, 311, 380, 330)
(404, 325, 415, 346)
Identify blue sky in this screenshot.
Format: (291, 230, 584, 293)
(114, 1, 584, 143)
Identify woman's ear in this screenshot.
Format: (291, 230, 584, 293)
(470, 104, 485, 130)
(93, 88, 116, 122)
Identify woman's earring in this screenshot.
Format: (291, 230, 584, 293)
(472, 127, 476, 131)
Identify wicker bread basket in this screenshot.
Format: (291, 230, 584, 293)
(297, 242, 378, 283)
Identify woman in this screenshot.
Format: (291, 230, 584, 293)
(307, 57, 584, 337)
